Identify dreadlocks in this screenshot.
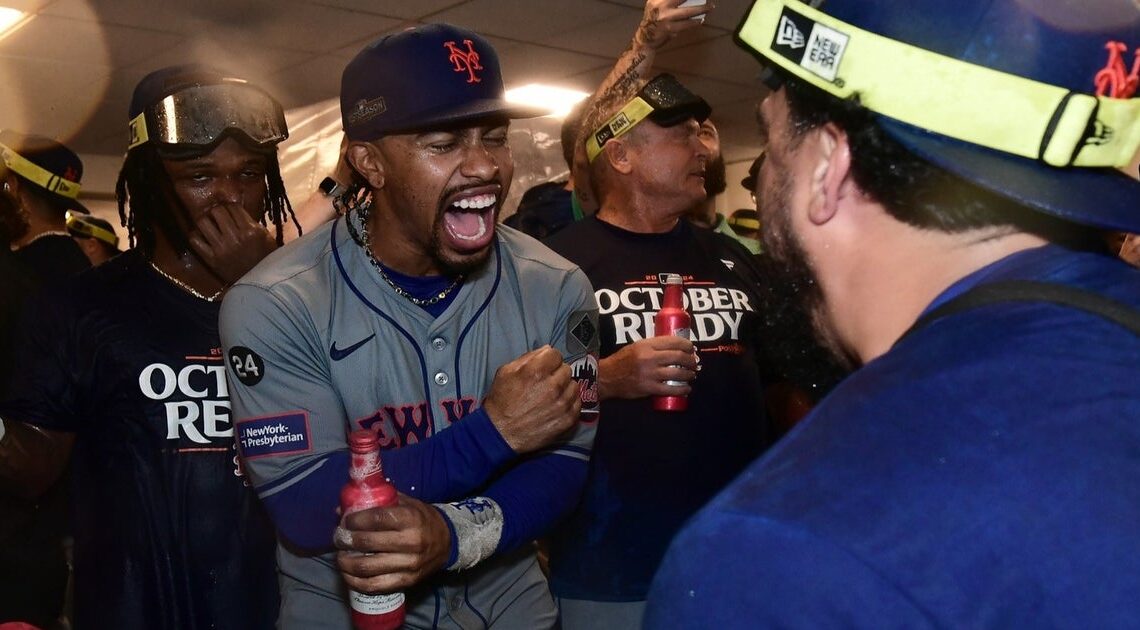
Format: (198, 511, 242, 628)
(116, 132, 299, 259)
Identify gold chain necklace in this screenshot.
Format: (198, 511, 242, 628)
(18, 230, 72, 249)
(148, 262, 224, 302)
(347, 207, 462, 307)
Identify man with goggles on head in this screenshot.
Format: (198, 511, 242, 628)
(0, 64, 298, 628)
(0, 130, 91, 282)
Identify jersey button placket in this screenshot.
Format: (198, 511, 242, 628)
(432, 337, 447, 351)
(434, 371, 449, 386)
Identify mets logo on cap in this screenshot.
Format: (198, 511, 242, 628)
(444, 39, 483, 83)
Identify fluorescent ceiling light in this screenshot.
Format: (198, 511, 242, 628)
(505, 84, 590, 118)
(0, 7, 29, 39)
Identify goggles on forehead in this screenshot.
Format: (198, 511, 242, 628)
(65, 210, 119, 248)
(128, 82, 288, 151)
(586, 73, 711, 163)
(0, 142, 81, 199)
(737, 0, 1140, 169)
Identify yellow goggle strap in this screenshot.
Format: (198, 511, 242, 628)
(737, 0, 1140, 168)
(128, 112, 150, 150)
(0, 142, 82, 199)
(65, 211, 118, 248)
(586, 96, 656, 163)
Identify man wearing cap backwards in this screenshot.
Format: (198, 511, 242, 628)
(66, 211, 120, 266)
(540, 4, 772, 627)
(0, 131, 91, 283)
(219, 24, 598, 629)
(0, 131, 90, 628)
(0, 65, 297, 628)
(648, 0, 1140, 627)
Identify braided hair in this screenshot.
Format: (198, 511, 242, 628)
(116, 131, 299, 258)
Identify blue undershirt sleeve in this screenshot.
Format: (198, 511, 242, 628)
(259, 408, 516, 553)
(484, 452, 588, 554)
(380, 407, 515, 502)
(259, 452, 349, 553)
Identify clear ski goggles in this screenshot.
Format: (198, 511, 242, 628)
(128, 81, 288, 151)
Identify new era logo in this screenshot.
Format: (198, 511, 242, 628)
(770, 7, 850, 83)
(776, 15, 805, 48)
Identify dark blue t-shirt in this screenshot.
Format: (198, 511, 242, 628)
(648, 244, 1140, 628)
(0, 250, 278, 629)
(543, 217, 771, 601)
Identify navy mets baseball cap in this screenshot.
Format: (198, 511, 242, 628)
(340, 24, 544, 141)
(0, 129, 84, 208)
(736, 0, 1140, 233)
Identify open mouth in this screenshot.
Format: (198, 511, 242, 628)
(442, 190, 498, 253)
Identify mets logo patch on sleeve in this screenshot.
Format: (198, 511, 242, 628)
(571, 354, 600, 417)
(236, 412, 312, 459)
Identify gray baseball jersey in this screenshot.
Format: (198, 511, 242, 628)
(219, 217, 598, 629)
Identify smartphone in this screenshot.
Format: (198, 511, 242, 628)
(679, 0, 708, 22)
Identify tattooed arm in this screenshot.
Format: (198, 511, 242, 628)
(574, 0, 712, 211)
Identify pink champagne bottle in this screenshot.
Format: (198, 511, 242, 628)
(653, 273, 691, 412)
(340, 430, 406, 629)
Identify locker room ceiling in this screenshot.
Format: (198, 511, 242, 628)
(0, 0, 768, 183)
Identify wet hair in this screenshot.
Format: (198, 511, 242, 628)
(779, 75, 1099, 247)
(115, 131, 298, 257)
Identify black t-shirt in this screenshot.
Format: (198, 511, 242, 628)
(12, 232, 89, 284)
(543, 216, 771, 600)
(0, 250, 278, 629)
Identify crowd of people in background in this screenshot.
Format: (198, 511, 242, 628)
(1, 0, 1139, 628)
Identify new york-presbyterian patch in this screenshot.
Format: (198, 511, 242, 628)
(236, 412, 312, 459)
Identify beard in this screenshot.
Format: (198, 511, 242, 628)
(0, 195, 29, 246)
(703, 154, 727, 197)
(754, 167, 855, 398)
(427, 224, 493, 276)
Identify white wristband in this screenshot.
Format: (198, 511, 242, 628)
(434, 497, 503, 571)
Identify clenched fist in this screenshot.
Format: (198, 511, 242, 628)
(483, 345, 581, 454)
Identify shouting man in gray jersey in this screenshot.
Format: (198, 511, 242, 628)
(220, 24, 599, 629)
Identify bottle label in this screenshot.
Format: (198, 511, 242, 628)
(349, 590, 405, 615)
(662, 327, 691, 387)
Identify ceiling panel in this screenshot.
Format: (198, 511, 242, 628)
(306, 0, 470, 20)
(0, 0, 774, 196)
(432, 0, 629, 42)
(268, 53, 357, 108)
(0, 53, 112, 142)
(600, 0, 755, 31)
(654, 32, 763, 85)
(482, 36, 610, 87)
(1, 13, 179, 67)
